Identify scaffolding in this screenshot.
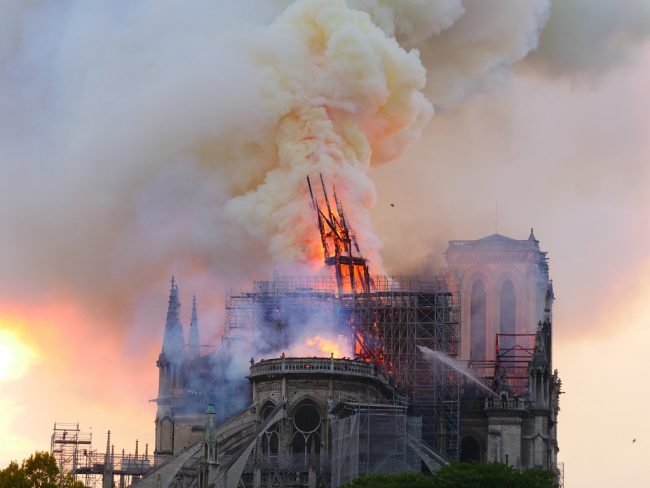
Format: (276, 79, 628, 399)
(50, 423, 94, 487)
(330, 404, 422, 487)
(217, 176, 461, 460)
(468, 333, 537, 397)
(50, 424, 151, 488)
(495, 333, 536, 395)
(221, 273, 461, 461)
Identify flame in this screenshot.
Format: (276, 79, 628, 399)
(300, 334, 352, 358)
(306, 335, 340, 356)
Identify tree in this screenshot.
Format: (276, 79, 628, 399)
(0, 460, 29, 488)
(340, 463, 558, 488)
(22, 451, 59, 488)
(0, 452, 85, 488)
(432, 462, 558, 488)
(341, 472, 436, 488)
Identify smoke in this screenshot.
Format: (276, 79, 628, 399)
(1, 0, 649, 334)
(527, 0, 650, 77)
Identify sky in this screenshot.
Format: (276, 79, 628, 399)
(1, 1, 650, 487)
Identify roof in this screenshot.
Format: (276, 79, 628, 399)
(446, 231, 542, 254)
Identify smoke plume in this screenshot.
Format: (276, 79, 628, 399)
(1, 0, 649, 333)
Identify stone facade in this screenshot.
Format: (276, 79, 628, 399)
(446, 230, 549, 361)
(447, 231, 561, 470)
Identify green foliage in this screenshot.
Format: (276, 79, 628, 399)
(342, 471, 435, 488)
(0, 451, 85, 488)
(340, 463, 558, 488)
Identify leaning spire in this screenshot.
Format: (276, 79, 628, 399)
(188, 295, 200, 358)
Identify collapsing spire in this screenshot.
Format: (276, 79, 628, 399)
(162, 276, 185, 361)
(306, 174, 371, 295)
(188, 295, 200, 358)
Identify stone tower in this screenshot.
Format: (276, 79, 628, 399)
(154, 277, 186, 459)
(445, 229, 551, 362)
(448, 231, 561, 471)
(154, 278, 210, 462)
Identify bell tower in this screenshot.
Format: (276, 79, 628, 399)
(445, 229, 551, 362)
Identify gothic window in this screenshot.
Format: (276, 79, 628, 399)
(460, 435, 481, 462)
(261, 401, 279, 457)
(500, 280, 516, 350)
(470, 280, 486, 361)
(291, 401, 322, 463)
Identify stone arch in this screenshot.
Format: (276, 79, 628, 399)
(289, 394, 322, 418)
(469, 279, 487, 361)
(460, 435, 481, 462)
(260, 400, 277, 421)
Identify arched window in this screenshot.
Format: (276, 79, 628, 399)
(500, 280, 516, 350)
(261, 401, 279, 457)
(470, 280, 486, 361)
(460, 436, 481, 462)
(291, 400, 322, 464)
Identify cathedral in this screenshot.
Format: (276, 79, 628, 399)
(141, 229, 561, 488)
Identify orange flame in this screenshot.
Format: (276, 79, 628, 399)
(301, 334, 351, 358)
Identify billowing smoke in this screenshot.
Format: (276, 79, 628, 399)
(1, 0, 649, 334)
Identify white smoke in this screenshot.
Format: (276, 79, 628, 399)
(1, 0, 648, 330)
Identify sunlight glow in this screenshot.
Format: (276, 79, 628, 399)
(0, 329, 38, 382)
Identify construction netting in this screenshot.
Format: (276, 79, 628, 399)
(330, 410, 421, 488)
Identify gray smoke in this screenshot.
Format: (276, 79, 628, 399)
(0, 0, 648, 339)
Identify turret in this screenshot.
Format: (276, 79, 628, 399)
(199, 403, 219, 488)
(204, 403, 218, 465)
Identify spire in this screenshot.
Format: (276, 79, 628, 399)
(204, 403, 218, 465)
(188, 295, 200, 358)
(104, 431, 111, 463)
(162, 276, 185, 361)
(528, 227, 539, 244)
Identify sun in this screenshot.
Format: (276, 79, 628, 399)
(0, 329, 38, 382)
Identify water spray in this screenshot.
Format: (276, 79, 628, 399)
(417, 346, 498, 397)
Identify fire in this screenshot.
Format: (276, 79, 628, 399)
(306, 335, 341, 356)
(289, 334, 354, 358)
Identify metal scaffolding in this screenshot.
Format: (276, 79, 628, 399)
(50, 424, 151, 488)
(221, 272, 461, 461)
(330, 404, 422, 487)
(50, 423, 96, 487)
(217, 176, 461, 460)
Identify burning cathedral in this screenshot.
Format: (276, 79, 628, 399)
(129, 177, 562, 488)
